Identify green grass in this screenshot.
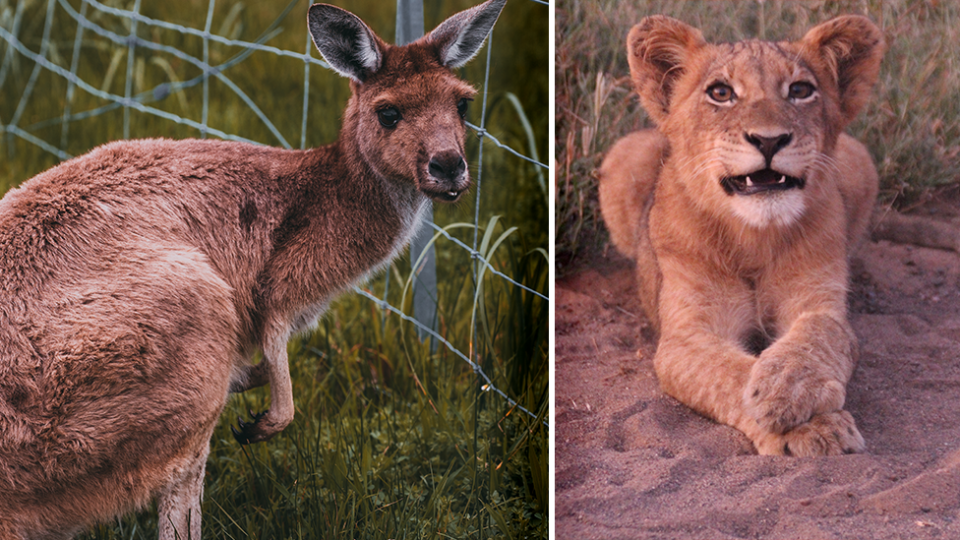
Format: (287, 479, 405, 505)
(1, 0, 548, 538)
(556, 0, 960, 271)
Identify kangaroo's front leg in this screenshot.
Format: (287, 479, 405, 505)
(229, 360, 270, 393)
(231, 324, 295, 444)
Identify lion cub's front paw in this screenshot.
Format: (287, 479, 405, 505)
(744, 355, 846, 434)
(753, 411, 865, 457)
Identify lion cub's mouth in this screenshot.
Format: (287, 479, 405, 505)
(720, 169, 805, 196)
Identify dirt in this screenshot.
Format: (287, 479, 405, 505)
(555, 194, 960, 539)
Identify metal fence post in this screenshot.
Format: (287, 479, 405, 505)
(397, 0, 438, 352)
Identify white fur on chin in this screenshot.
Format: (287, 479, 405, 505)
(729, 190, 806, 228)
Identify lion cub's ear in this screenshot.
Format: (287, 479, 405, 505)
(626, 15, 706, 126)
(800, 15, 885, 126)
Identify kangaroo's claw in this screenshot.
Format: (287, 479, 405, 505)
(231, 410, 269, 445)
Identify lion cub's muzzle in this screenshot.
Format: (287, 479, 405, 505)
(720, 169, 806, 196)
(721, 132, 806, 196)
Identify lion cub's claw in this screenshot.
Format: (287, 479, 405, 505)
(755, 411, 864, 457)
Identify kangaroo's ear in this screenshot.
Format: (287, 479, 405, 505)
(800, 15, 884, 125)
(427, 0, 506, 68)
(627, 15, 706, 125)
(308, 3, 384, 82)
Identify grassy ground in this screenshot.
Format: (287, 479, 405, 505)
(556, 0, 960, 271)
(1, 0, 548, 537)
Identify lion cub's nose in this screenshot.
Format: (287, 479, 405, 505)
(745, 132, 793, 166)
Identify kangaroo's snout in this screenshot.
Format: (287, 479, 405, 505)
(429, 151, 466, 182)
(422, 150, 469, 202)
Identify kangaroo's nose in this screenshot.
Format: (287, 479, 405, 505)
(428, 151, 466, 182)
(745, 132, 792, 167)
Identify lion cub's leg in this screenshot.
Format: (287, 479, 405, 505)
(599, 129, 667, 327)
(654, 257, 864, 456)
(743, 310, 857, 435)
(652, 262, 762, 439)
(738, 252, 865, 444)
(598, 130, 665, 259)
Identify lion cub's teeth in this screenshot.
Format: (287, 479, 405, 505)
(778, 175, 786, 184)
(745, 176, 754, 187)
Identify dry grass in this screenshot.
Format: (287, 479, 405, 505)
(555, 0, 960, 271)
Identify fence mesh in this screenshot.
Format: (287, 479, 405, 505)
(0, 0, 548, 425)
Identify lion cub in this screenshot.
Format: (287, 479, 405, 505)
(600, 16, 884, 456)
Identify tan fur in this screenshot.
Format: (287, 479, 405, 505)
(0, 1, 505, 537)
(599, 15, 884, 456)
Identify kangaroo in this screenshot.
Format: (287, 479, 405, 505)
(0, 0, 505, 538)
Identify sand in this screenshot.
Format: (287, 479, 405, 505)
(555, 198, 960, 539)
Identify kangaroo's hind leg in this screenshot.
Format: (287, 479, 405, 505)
(133, 246, 243, 539)
(0, 244, 240, 538)
(157, 442, 208, 540)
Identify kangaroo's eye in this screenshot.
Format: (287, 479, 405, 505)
(788, 81, 816, 100)
(706, 83, 735, 103)
(457, 98, 471, 119)
(377, 107, 401, 128)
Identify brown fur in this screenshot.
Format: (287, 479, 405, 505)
(0, 0, 505, 537)
(599, 15, 884, 456)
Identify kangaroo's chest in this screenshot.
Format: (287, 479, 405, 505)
(285, 193, 430, 337)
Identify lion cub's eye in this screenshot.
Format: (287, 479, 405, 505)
(706, 83, 735, 103)
(788, 82, 816, 101)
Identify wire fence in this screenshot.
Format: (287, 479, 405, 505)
(0, 0, 548, 425)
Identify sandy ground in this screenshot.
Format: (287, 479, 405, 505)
(555, 197, 960, 539)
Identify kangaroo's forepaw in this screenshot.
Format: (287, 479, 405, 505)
(231, 409, 269, 445)
(754, 410, 865, 457)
